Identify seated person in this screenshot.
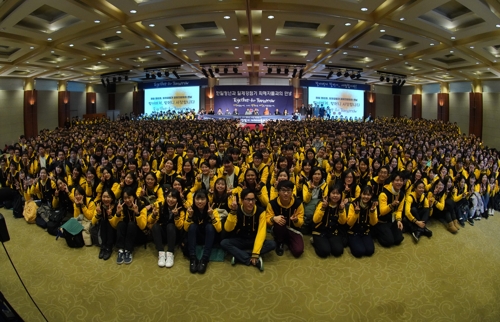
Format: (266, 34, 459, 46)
(274, 109, 281, 115)
(221, 189, 276, 271)
(266, 180, 304, 257)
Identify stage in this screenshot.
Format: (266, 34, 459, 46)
(199, 114, 294, 123)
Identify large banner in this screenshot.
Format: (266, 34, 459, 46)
(139, 79, 207, 90)
(214, 86, 294, 116)
(200, 114, 293, 123)
(144, 86, 200, 114)
(308, 87, 364, 120)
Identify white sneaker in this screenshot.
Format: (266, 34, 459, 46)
(165, 252, 174, 268)
(158, 251, 166, 267)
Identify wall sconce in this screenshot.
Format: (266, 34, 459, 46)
(438, 99, 444, 107)
(91, 100, 95, 104)
(368, 93, 374, 103)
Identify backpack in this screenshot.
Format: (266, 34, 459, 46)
(36, 204, 52, 229)
(47, 210, 65, 236)
(59, 218, 85, 248)
(23, 200, 38, 224)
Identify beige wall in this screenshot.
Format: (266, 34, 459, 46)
(449, 93, 469, 136)
(422, 93, 437, 120)
(0, 90, 24, 145)
(375, 93, 393, 117)
(482, 93, 500, 148)
(37, 91, 58, 131)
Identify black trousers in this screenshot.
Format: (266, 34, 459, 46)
(116, 221, 138, 252)
(408, 207, 430, 233)
(373, 221, 404, 248)
(312, 234, 344, 258)
(99, 218, 116, 250)
(348, 233, 375, 258)
(152, 222, 176, 253)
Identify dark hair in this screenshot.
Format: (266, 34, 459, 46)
(308, 167, 326, 183)
(277, 180, 294, 191)
(241, 188, 255, 200)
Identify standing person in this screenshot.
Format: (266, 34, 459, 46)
(221, 189, 276, 271)
(184, 190, 222, 274)
(311, 184, 348, 258)
(266, 180, 305, 257)
(92, 189, 119, 260)
(306, 104, 313, 118)
(404, 180, 432, 243)
(375, 171, 405, 248)
(347, 186, 378, 258)
(151, 189, 185, 268)
(115, 187, 147, 265)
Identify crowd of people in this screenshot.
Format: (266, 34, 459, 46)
(0, 116, 498, 274)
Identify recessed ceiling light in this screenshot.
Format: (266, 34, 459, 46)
(476, 62, 479, 64)
(116, 31, 121, 34)
(69, 44, 74, 47)
(265, 38, 270, 41)
(264, 46, 268, 49)
(29, 46, 34, 49)
(317, 49, 321, 52)
(352, 46, 358, 48)
(497, 24, 500, 28)
(386, 58, 389, 60)
(145, 45, 150, 48)
(361, 7, 368, 11)
(418, 58, 422, 60)
(157, 52, 161, 54)
(451, 36, 455, 39)
(102, 53, 106, 56)
(116, 58, 120, 60)
(345, 22, 351, 26)
(325, 42, 330, 45)
(307, 60, 310, 62)
(51, 50, 55, 53)
(328, 61, 332, 63)
(26, 62, 29, 64)
(235, 46, 239, 49)
(232, 38, 237, 41)
(400, 18, 405, 21)
(83, 58, 86, 60)
(47, 38, 52, 41)
(380, 29, 385, 32)
(450, 50, 454, 53)
(268, 15, 274, 19)
(239, 58, 242, 59)
(195, 59, 199, 61)
(130, 10, 137, 14)
(399, 53, 403, 56)
(182, 49, 187, 52)
(149, 24, 155, 27)
(343, 52, 347, 54)
(173, 42, 178, 45)
(430, 43, 435, 46)
(94, 20, 100, 23)
(470, 46, 474, 49)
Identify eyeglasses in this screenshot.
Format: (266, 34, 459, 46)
(279, 189, 293, 194)
(243, 198, 256, 202)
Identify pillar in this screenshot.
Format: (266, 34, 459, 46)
(24, 78, 38, 138)
(58, 81, 70, 128)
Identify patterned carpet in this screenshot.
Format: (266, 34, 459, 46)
(1, 209, 500, 322)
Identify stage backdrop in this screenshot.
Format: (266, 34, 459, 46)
(214, 86, 294, 116)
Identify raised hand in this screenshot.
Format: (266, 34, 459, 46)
(208, 203, 214, 219)
(354, 201, 360, 212)
(116, 201, 124, 214)
(140, 185, 146, 197)
(187, 206, 194, 218)
(290, 208, 299, 222)
(339, 198, 348, 210)
(229, 198, 238, 211)
(370, 201, 378, 211)
(172, 203, 179, 216)
(131, 200, 139, 214)
(322, 196, 328, 209)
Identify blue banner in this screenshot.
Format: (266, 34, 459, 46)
(200, 114, 293, 123)
(214, 85, 294, 116)
(139, 79, 208, 90)
(300, 79, 369, 91)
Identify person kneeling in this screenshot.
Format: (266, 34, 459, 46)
(347, 186, 378, 258)
(221, 189, 276, 271)
(266, 180, 305, 257)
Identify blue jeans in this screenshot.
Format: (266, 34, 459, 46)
(188, 223, 216, 260)
(220, 237, 276, 265)
(482, 193, 490, 211)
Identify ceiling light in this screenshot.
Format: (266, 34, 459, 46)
(345, 23, 351, 26)
(149, 24, 155, 27)
(325, 42, 330, 45)
(47, 38, 52, 41)
(30, 46, 34, 49)
(451, 36, 456, 39)
(450, 50, 454, 53)
(145, 45, 150, 48)
(268, 15, 274, 19)
(386, 58, 389, 60)
(51, 50, 55, 53)
(343, 52, 347, 54)
(224, 15, 230, 19)
(116, 31, 121, 34)
(116, 58, 120, 60)
(182, 49, 187, 52)
(470, 46, 474, 49)
(232, 38, 237, 41)
(380, 29, 385, 32)
(264, 46, 268, 49)
(361, 7, 368, 11)
(317, 49, 321, 52)
(265, 38, 270, 41)
(69, 44, 74, 47)
(307, 60, 310, 62)
(94, 20, 100, 23)
(83, 58, 86, 60)
(299, 69, 304, 78)
(399, 53, 403, 56)
(102, 53, 106, 56)
(130, 10, 137, 14)
(157, 52, 161, 54)
(400, 18, 405, 21)
(430, 43, 434, 46)
(497, 24, 500, 28)
(235, 46, 239, 49)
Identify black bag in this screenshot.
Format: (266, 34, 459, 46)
(90, 224, 100, 246)
(494, 194, 500, 211)
(36, 205, 52, 229)
(47, 210, 64, 236)
(12, 194, 24, 219)
(62, 229, 85, 248)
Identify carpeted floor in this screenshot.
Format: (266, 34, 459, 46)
(1, 209, 500, 322)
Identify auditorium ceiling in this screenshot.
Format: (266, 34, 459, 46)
(1, 0, 500, 86)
